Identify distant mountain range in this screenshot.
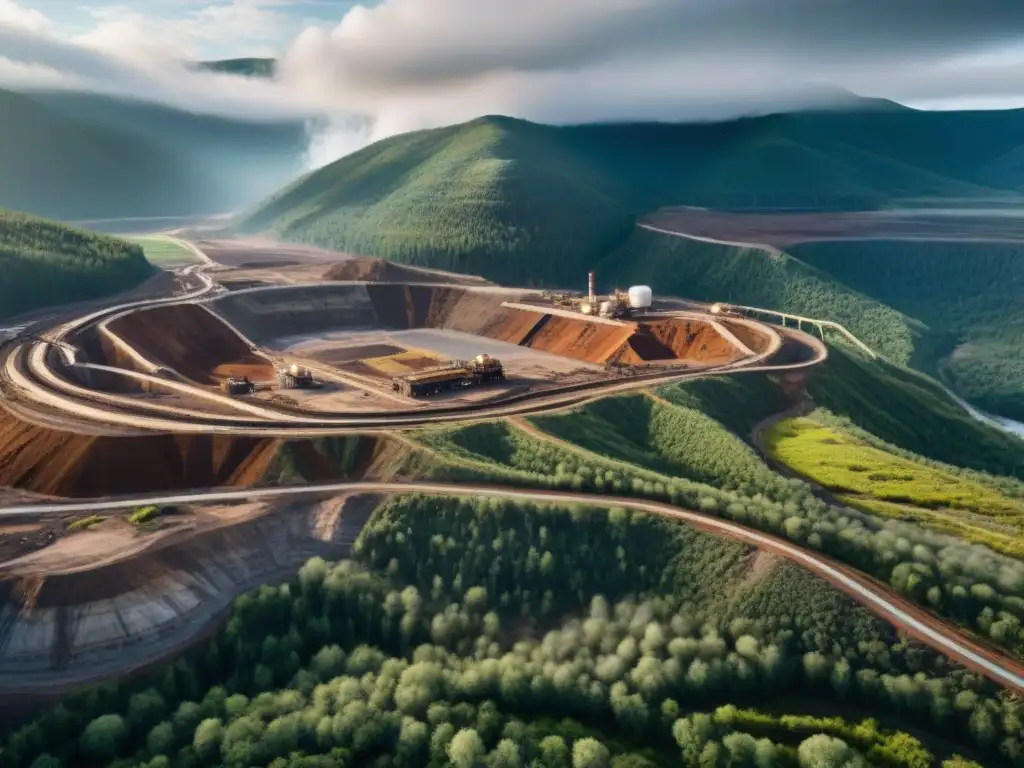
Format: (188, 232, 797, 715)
(0, 87, 305, 220)
(196, 58, 276, 78)
(238, 106, 1024, 286)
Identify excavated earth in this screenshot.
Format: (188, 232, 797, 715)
(323, 256, 489, 286)
(0, 411, 281, 497)
(212, 284, 744, 368)
(103, 303, 276, 385)
(0, 495, 379, 699)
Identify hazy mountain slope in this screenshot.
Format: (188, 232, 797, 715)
(239, 111, 1010, 286)
(0, 90, 200, 219)
(31, 91, 306, 213)
(0, 89, 305, 220)
(0, 209, 154, 319)
(196, 58, 276, 77)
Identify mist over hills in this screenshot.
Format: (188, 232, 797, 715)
(0, 87, 306, 221)
(195, 59, 276, 78)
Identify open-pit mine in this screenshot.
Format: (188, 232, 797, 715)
(0, 240, 831, 699)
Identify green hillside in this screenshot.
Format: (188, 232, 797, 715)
(599, 227, 928, 363)
(791, 240, 1024, 421)
(7, 493, 1014, 766)
(0, 210, 154, 319)
(239, 116, 635, 286)
(238, 109, 1024, 287)
(1, 89, 304, 220)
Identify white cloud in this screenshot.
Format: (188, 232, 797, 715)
(3, 0, 1024, 172)
(0, 0, 49, 32)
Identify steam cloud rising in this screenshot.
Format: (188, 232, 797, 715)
(4, 0, 1024, 168)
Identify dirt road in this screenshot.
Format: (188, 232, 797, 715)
(4, 481, 1023, 695)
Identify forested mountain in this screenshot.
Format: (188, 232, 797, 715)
(0, 210, 154, 319)
(237, 108, 1024, 287)
(0, 88, 305, 220)
(4, 492, 1014, 766)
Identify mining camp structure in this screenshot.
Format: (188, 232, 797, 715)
(392, 354, 506, 398)
(542, 273, 653, 319)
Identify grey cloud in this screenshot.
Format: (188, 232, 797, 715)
(4, 0, 1024, 171)
(286, 0, 1024, 89)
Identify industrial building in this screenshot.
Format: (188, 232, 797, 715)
(543, 273, 653, 319)
(393, 354, 505, 397)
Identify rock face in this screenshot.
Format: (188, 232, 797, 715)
(0, 495, 377, 698)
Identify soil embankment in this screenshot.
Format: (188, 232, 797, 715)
(0, 411, 280, 497)
(105, 304, 275, 385)
(214, 284, 379, 343)
(324, 257, 487, 286)
(610, 318, 739, 365)
(214, 284, 743, 367)
(0, 495, 378, 699)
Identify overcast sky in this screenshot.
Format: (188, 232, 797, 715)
(4, 0, 1024, 165)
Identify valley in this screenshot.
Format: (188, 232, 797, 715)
(3, 88, 1024, 766)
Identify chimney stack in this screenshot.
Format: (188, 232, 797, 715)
(588, 272, 595, 305)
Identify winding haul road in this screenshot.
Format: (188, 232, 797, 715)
(2, 240, 1023, 700)
(0, 247, 825, 435)
(3, 481, 1024, 696)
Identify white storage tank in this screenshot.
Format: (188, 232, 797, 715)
(628, 285, 653, 309)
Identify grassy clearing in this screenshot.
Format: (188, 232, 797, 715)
(764, 416, 1024, 553)
(840, 496, 1024, 558)
(128, 505, 160, 525)
(126, 235, 200, 266)
(67, 515, 106, 532)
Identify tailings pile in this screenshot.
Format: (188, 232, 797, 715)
(105, 303, 275, 385)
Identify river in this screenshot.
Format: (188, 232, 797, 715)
(945, 386, 1024, 440)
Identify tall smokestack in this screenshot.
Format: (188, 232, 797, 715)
(588, 272, 595, 305)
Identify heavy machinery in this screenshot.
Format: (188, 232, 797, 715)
(277, 364, 318, 389)
(221, 376, 255, 396)
(393, 354, 505, 398)
(710, 302, 743, 318)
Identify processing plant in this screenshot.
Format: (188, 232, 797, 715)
(392, 354, 506, 398)
(544, 273, 653, 319)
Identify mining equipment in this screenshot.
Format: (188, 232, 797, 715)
(221, 376, 255, 396)
(542, 290, 577, 307)
(710, 302, 742, 318)
(277, 364, 318, 389)
(392, 354, 505, 398)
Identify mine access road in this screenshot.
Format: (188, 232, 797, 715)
(4, 482, 1024, 697)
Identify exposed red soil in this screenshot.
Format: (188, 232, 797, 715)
(610, 319, 739, 366)
(523, 316, 637, 364)
(363, 285, 740, 366)
(105, 304, 275, 386)
(0, 411, 281, 497)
